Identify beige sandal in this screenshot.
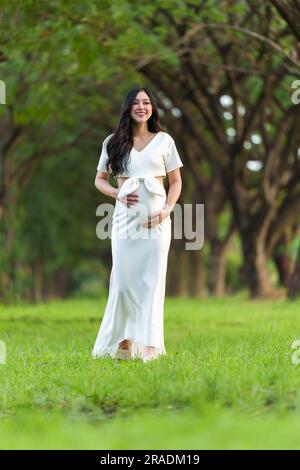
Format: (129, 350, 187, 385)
(116, 348, 131, 360)
(116, 339, 132, 360)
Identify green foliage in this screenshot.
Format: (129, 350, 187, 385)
(1, 0, 299, 303)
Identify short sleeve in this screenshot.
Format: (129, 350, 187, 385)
(96, 135, 112, 173)
(164, 137, 184, 173)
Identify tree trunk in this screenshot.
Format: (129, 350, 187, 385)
(270, 231, 296, 287)
(166, 246, 178, 296)
(191, 247, 206, 297)
(177, 246, 189, 297)
(273, 252, 293, 287)
(44, 268, 73, 300)
(288, 247, 300, 299)
(241, 232, 280, 298)
(210, 227, 236, 296)
(34, 260, 43, 302)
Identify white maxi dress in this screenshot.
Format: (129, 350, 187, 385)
(92, 131, 184, 360)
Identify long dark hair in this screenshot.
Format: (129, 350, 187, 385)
(105, 86, 165, 178)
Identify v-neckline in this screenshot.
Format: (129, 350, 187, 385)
(132, 131, 161, 153)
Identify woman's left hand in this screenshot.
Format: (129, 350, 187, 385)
(142, 208, 171, 229)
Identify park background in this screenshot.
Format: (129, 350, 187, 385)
(1, 0, 300, 449)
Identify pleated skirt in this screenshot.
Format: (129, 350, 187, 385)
(92, 176, 172, 360)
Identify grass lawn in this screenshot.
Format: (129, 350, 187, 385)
(1, 294, 300, 449)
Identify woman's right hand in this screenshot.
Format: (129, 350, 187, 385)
(116, 190, 139, 207)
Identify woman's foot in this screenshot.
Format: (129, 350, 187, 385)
(142, 346, 158, 362)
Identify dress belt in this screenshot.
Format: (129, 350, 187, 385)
(116, 176, 166, 200)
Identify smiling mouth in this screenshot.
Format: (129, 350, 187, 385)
(136, 112, 147, 115)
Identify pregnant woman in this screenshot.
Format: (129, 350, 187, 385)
(92, 85, 183, 363)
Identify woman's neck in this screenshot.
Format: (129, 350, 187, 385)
(132, 123, 150, 137)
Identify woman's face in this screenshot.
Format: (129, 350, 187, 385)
(130, 90, 153, 124)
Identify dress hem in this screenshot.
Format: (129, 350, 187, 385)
(92, 339, 167, 361)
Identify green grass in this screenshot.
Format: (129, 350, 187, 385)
(1, 294, 300, 449)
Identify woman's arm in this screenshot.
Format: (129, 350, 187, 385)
(143, 168, 182, 228)
(165, 167, 182, 214)
(95, 171, 119, 199)
(95, 172, 139, 207)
